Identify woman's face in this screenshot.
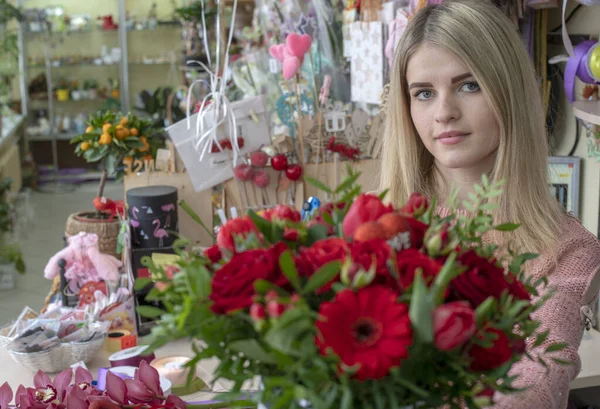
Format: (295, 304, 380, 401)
(406, 44, 500, 173)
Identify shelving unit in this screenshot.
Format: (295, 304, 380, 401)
(17, 0, 186, 182)
(573, 100, 600, 126)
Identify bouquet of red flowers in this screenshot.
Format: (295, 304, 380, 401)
(139, 169, 565, 409)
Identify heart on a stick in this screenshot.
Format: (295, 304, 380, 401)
(269, 44, 286, 62)
(283, 56, 302, 80)
(286, 33, 312, 58)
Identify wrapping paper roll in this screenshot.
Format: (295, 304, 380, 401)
(109, 345, 156, 367)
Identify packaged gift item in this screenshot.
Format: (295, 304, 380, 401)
(126, 185, 178, 249)
(166, 95, 271, 193)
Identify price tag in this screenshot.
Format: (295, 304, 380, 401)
(269, 58, 279, 74)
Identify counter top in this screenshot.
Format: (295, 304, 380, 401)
(1, 330, 599, 401)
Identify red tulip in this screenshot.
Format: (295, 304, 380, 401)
(105, 371, 127, 405)
(342, 194, 393, 238)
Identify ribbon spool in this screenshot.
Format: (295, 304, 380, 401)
(109, 345, 156, 367)
(564, 40, 600, 102)
(105, 329, 137, 353)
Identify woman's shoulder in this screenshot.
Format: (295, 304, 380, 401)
(533, 213, 600, 298)
(554, 213, 600, 254)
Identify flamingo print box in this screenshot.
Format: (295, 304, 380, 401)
(126, 185, 178, 249)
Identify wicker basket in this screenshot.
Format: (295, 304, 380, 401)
(7, 334, 106, 374)
(65, 212, 121, 257)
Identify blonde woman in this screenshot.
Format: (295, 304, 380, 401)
(380, 1, 600, 408)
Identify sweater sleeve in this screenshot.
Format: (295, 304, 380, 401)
(491, 216, 600, 409)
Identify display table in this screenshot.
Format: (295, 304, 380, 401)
(0, 339, 239, 403)
(1, 331, 599, 400)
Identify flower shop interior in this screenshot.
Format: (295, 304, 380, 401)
(0, 0, 599, 408)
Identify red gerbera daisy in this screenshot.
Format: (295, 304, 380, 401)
(315, 286, 413, 381)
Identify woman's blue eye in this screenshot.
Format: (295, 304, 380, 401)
(414, 90, 433, 100)
(460, 82, 480, 92)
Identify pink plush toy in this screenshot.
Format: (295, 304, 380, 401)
(44, 232, 122, 291)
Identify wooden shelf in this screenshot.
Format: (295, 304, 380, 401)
(572, 100, 600, 126)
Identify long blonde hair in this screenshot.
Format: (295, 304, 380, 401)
(379, 0, 564, 254)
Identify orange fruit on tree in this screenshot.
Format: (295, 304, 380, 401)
(102, 123, 112, 133)
(122, 128, 130, 138)
(120, 117, 128, 126)
(85, 126, 94, 134)
(99, 133, 112, 145)
(116, 124, 124, 130)
(130, 127, 139, 136)
(123, 156, 133, 165)
(80, 142, 91, 151)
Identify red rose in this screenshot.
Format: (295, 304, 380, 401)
(506, 273, 531, 301)
(216, 217, 259, 253)
(342, 194, 393, 238)
(433, 301, 476, 351)
(210, 248, 281, 314)
(296, 238, 348, 291)
(469, 328, 512, 371)
(349, 239, 392, 284)
(406, 217, 428, 249)
(451, 251, 509, 307)
(316, 286, 413, 380)
(204, 245, 222, 263)
(396, 248, 443, 290)
(402, 192, 429, 217)
(262, 205, 301, 223)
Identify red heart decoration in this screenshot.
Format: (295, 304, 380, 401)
(286, 34, 312, 58)
(283, 56, 302, 80)
(269, 44, 286, 62)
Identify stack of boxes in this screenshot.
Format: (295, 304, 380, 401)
(126, 185, 178, 336)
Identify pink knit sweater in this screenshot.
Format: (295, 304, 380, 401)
(437, 208, 600, 409)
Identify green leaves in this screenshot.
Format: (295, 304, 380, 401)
(495, 223, 520, 232)
(137, 305, 165, 319)
(305, 223, 329, 246)
(135, 277, 154, 291)
(302, 261, 341, 294)
(305, 175, 332, 194)
(408, 271, 434, 343)
(279, 250, 300, 290)
(228, 339, 276, 364)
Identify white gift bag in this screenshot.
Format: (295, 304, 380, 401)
(166, 95, 271, 192)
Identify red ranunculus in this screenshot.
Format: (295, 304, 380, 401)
(451, 251, 509, 307)
(402, 192, 429, 217)
(316, 286, 412, 381)
(262, 205, 301, 223)
(350, 239, 392, 283)
(296, 238, 349, 292)
(469, 328, 512, 371)
(395, 248, 443, 290)
(433, 301, 476, 351)
(210, 248, 281, 314)
(216, 217, 259, 253)
(204, 245, 222, 263)
(342, 194, 393, 238)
